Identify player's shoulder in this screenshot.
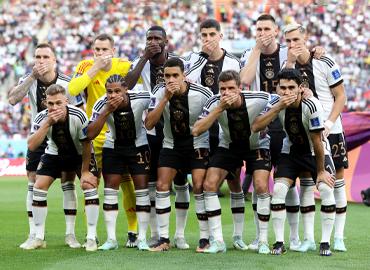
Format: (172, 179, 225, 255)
(189, 82, 213, 98)
(68, 105, 88, 122)
(225, 51, 240, 63)
(302, 96, 321, 114)
(75, 59, 94, 74)
(92, 95, 107, 111)
(242, 91, 270, 100)
(114, 57, 131, 68)
(204, 94, 220, 108)
(152, 82, 165, 95)
(240, 47, 253, 58)
(129, 90, 150, 100)
(315, 54, 336, 68)
(57, 72, 71, 83)
(34, 109, 48, 123)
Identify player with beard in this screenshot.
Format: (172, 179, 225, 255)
(8, 43, 84, 250)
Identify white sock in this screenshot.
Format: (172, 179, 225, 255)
(286, 186, 300, 242)
(32, 188, 48, 240)
(252, 190, 259, 240)
(194, 193, 209, 240)
(318, 182, 336, 243)
(148, 182, 158, 238)
(334, 179, 347, 239)
(174, 183, 190, 239)
(62, 181, 77, 235)
(155, 191, 171, 239)
(257, 193, 271, 243)
(103, 188, 118, 241)
(230, 191, 245, 238)
(271, 180, 290, 243)
(300, 178, 315, 241)
(135, 189, 150, 241)
(84, 188, 99, 240)
(205, 192, 223, 242)
(27, 182, 35, 236)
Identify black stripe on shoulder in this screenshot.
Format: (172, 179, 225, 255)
(57, 73, 71, 82)
(190, 84, 213, 98)
(225, 52, 240, 62)
(69, 107, 88, 121)
(317, 56, 334, 68)
(185, 56, 206, 76)
(34, 111, 47, 124)
(94, 97, 107, 112)
(152, 83, 165, 95)
(303, 99, 317, 115)
(242, 92, 269, 100)
(204, 95, 220, 109)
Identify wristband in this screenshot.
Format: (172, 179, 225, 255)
(324, 120, 334, 130)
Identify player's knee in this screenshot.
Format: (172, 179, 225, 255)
(203, 179, 218, 192)
(156, 180, 170, 192)
(253, 179, 268, 194)
(271, 180, 290, 204)
(227, 179, 242, 193)
(318, 182, 335, 205)
(192, 181, 203, 194)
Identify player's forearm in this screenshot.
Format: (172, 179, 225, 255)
(311, 132, 325, 173)
(192, 107, 222, 137)
(8, 75, 34, 105)
(81, 141, 92, 173)
(145, 99, 167, 130)
(27, 123, 50, 151)
(240, 49, 260, 85)
(327, 85, 346, 124)
(125, 57, 147, 90)
(87, 112, 109, 140)
(251, 106, 280, 132)
(68, 73, 92, 96)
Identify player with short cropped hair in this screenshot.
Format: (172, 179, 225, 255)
(8, 43, 84, 250)
(87, 74, 151, 251)
(69, 34, 139, 247)
(145, 57, 213, 252)
(284, 23, 348, 252)
(130, 26, 192, 249)
(193, 70, 273, 254)
(186, 19, 248, 251)
(252, 69, 336, 256)
(24, 84, 99, 251)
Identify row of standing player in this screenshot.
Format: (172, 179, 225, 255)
(8, 14, 347, 255)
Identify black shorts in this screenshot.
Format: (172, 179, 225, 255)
(328, 133, 349, 169)
(209, 147, 271, 176)
(268, 129, 285, 167)
(274, 153, 335, 183)
(102, 145, 150, 175)
(26, 146, 45, 172)
(158, 147, 209, 171)
(36, 154, 82, 179)
(147, 134, 162, 182)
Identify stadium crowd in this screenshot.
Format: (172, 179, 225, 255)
(0, 0, 369, 140)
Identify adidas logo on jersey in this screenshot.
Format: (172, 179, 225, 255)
(94, 80, 100, 85)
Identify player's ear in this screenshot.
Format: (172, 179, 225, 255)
(220, 32, 223, 40)
(112, 47, 116, 55)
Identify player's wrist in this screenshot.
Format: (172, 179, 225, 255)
(324, 120, 334, 131)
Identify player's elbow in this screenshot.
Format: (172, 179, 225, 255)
(144, 119, 154, 131)
(27, 139, 37, 152)
(251, 121, 260, 133)
(8, 96, 17, 106)
(192, 127, 200, 137)
(86, 126, 97, 141)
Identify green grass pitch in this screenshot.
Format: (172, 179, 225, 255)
(1, 177, 369, 270)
